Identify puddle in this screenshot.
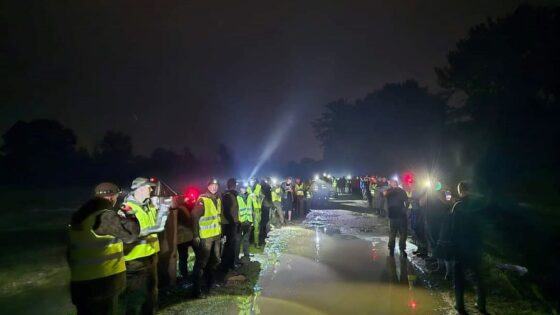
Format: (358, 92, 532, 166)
(248, 222, 445, 315)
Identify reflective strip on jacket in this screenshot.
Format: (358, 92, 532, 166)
(199, 196, 222, 239)
(123, 200, 160, 261)
(237, 195, 253, 223)
(68, 210, 126, 281)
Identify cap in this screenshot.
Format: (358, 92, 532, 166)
(207, 178, 219, 186)
(131, 177, 157, 190)
(94, 182, 121, 196)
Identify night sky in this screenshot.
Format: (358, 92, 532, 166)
(2, 0, 552, 165)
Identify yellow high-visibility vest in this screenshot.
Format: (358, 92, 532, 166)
(370, 183, 378, 196)
(271, 187, 282, 202)
(295, 183, 305, 196)
(123, 200, 160, 261)
(247, 184, 262, 208)
(68, 210, 125, 281)
(237, 195, 253, 223)
(199, 196, 222, 239)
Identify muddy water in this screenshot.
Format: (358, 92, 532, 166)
(243, 209, 445, 315)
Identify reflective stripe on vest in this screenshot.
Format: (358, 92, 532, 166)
(237, 195, 253, 223)
(68, 210, 126, 281)
(199, 197, 222, 239)
(123, 201, 160, 261)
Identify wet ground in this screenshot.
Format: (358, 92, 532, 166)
(241, 196, 450, 315)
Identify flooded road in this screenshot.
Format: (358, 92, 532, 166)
(241, 199, 448, 315)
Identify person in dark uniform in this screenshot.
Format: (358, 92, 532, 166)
(450, 181, 488, 315)
(384, 179, 409, 257)
(259, 178, 273, 246)
(191, 178, 222, 298)
(282, 177, 295, 222)
(221, 178, 240, 273)
(176, 193, 196, 288)
(67, 182, 138, 315)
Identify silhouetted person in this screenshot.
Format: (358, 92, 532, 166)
(282, 177, 295, 222)
(221, 178, 240, 273)
(451, 181, 488, 314)
(384, 179, 409, 257)
(259, 178, 273, 246)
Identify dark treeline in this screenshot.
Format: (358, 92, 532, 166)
(0, 119, 239, 188)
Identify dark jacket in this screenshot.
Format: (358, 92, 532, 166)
(449, 195, 485, 262)
(385, 187, 408, 219)
(177, 205, 194, 244)
(71, 197, 139, 244)
(261, 182, 273, 208)
(221, 190, 239, 225)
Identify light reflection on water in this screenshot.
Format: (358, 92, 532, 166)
(239, 218, 444, 315)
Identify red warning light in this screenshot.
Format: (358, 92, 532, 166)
(149, 177, 158, 183)
(184, 186, 201, 209)
(408, 299, 417, 310)
(403, 172, 415, 186)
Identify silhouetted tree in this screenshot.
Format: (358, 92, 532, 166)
(437, 5, 560, 198)
(314, 80, 447, 173)
(0, 119, 83, 186)
(93, 131, 134, 181)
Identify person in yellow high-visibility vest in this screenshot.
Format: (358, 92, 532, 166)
(236, 184, 253, 261)
(121, 177, 160, 315)
(294, 178, 306, 219)
(191, 178, 222, 298)
(68, 182, 138, 315)
(247, 177, 263, 248)
(270, 179, 284, 227)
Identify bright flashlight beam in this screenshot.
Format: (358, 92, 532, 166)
(249, 113, 294, 179)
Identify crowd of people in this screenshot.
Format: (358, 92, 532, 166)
(66, 175, 320, 315)
(67, 172, 487, 315)
(343, 174, 488, 315)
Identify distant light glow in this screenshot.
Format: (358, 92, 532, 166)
(314, 174, 320, 181)
(249, 113, 294, 179)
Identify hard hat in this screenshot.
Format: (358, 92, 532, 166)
(131, 177, 157, 190)
(207, 178, 219, 187)
(94, 182, 121, 196)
